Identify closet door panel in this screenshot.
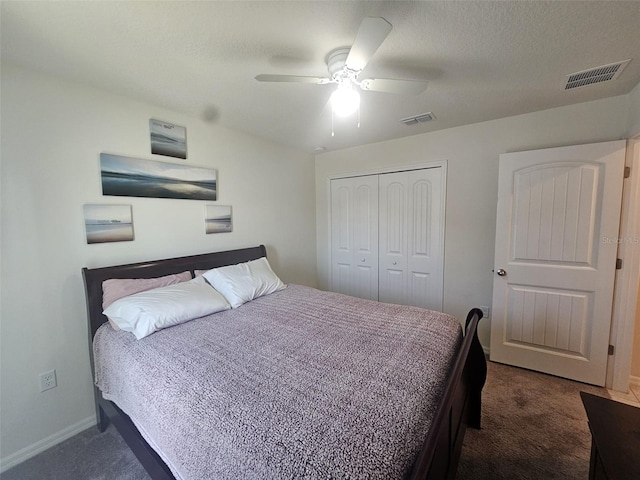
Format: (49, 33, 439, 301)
(407, 169, 443, 311)
(408, 272, 431, 309)
(379, 168, 444, 310)
(379, 173, 408, 305)
(331, 181, 354, 296)
(330, 175, 379, 300)
(332, 263, 352, 297)
(352, 178, 379, 300)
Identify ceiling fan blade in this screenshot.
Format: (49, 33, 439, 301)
(255, 74, 331, 84)
(345, 17, 392, 72)
(359, 78, 428, 95)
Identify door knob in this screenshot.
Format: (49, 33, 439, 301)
(496, 269, 507, 276)
(361, 258, 366, 262)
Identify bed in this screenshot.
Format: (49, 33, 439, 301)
(83, 245, 486, 479)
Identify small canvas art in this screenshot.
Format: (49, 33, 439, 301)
(100, 153, 217, 201)
(83, 204, 134, 244)
(150, 119, 187, 159)
(205, 205, 232, 234)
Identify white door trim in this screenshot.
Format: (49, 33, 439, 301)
(327, 161, 447, 296)
(608, 136, 640, 392)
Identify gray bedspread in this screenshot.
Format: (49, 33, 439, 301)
(93, 284, 462, 479)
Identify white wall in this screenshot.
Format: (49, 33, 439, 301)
(628, 81, 640, 137)
(316, 94, 631, 349)
(0, 64, 317, 467)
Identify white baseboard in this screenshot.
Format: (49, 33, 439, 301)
(0, 415, 96, 473)
(483, 345, 490, 356)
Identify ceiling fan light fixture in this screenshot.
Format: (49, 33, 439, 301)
(331, 84, 360, 117)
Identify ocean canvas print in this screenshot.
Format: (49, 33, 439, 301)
(100, 153, 217, 201)
(83, 204, 134, 244)
(205, 205, 232, 234)
(150, 119, 187, 159)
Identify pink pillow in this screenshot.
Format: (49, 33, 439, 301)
(102, 271, 192, 310)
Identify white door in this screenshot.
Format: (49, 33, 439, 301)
(330, 175, 379, 300)
(490, 141, 626, 386)
(379, 168, 444, 311)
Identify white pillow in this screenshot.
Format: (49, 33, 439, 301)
(202, 257, 286, 308)
(103, 276, 230, 339)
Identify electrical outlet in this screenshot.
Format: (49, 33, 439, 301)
(39, 369, 57, 392)
(479, 306, 490, 319)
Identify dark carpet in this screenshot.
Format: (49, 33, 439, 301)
(0, 423, 149, 480)
(457, 361, 607, 479)
(1, 360, 607, 479)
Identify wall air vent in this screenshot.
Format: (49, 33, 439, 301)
(401, 112, 436, 126)
(564, 59, 631, 90)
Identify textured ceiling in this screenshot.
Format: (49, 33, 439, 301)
(2, 1, 639, 153)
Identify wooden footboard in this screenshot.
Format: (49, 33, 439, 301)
(411, 308, 486, 479)
(83, 246, 486, 480)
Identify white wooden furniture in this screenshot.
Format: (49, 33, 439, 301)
(330, 166, 445, 311)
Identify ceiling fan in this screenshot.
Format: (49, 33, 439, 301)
(255, 17, 428, 118)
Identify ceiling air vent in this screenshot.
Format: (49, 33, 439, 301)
(564, 59, 631, 90)
(401, 112, 436, 126)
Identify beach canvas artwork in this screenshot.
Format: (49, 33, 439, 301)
(205, 205, 232, 234)
(150, 119, 187, 159)
(83, 204, 134, 244)
(100, 153, 217, 201)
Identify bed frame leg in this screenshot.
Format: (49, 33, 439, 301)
(468, 389, 483, 430)
(96, 407, 109, 432)
(95, 389, 110, 432)
(465, 308, 487, 430)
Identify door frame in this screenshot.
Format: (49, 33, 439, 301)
(608, 136, 640, 392)
(327, 160, 447, 298)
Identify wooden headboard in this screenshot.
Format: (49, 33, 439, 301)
(82, 245, 267, 340)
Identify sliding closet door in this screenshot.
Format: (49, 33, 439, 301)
(379, 168, 444, 311)
(330, 175, 379, 300)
